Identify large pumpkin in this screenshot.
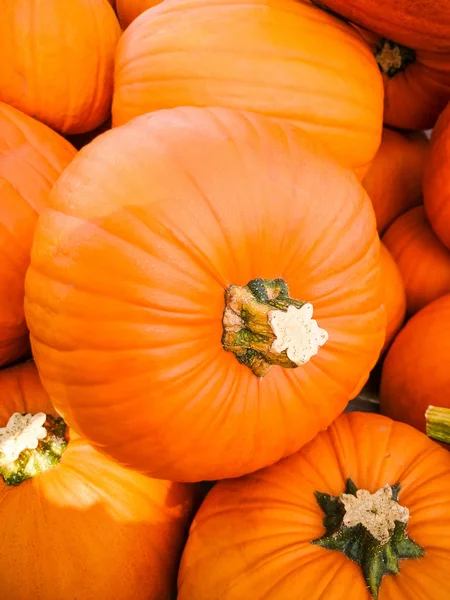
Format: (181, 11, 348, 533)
(424, 102, 450, 250)
(0, 361, 198, 600)
(0, 102, 76, 368)
(112, 0, 384, 173)
(116, 0, 161, 29)
(24, 107, 384, 482)
(380, 294, 450, 435)
(383, 206, 450, 316)
(362, 128, 428, 234)
(380, 243, 405, 352)
(178, 411, 450, 599)
(310, 0, 450, 52)
(0, 0, 121, 135)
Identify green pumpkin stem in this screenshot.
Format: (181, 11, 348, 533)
(311, 479, 424, 599)
(374, 38, 416, 78)
(425, 405, 450, 444)
(0, 413, 68, 486)
(221, 278, 328, 377)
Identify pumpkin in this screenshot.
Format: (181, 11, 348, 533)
(112, 0, 384, 173)
(24, 107, 384, 482)
(116, 0, 161, 29)
(0, 102, 76, 368)
(310, 0, 450, 52)
(383, 206, 450, 316)
(357, 29, 450, 130)
(0, 361, 198, 600)
(380, 294, 450, 435)
(0, 0, 121, 135)
(362, 128, 428, 234)
(178, 411, 450, 599)
(423, 102, 450, 250)
(380, 244, 405, 352)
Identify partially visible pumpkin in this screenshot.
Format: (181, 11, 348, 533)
(362, 128, 428, 233)
(116, 0, 161, 29)
(423, 102, 450, 250)
(0, 102, 76, 368)
(0, 361, 198, 600)
(380, 294, 450, 435)
(178, 411, 450, 600)
(112, 0, 384, 173)
(0, 0, 122, 135)
(25, 106, 384, 483)
(380, 243, 405, 352)
(383, 206, 450, 316)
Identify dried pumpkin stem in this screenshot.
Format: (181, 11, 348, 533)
(222, 278, 328, 377)
(0, 412, 68, 486)
(374, 38, 416, 78)
(312, 479, 424, 599)
(425, 405, 450, 445)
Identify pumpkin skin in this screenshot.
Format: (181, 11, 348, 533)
(116, 0, 161, 29)
(0, 102, 76, 368)
(0, 0, 121, 135)
(178, 411, 450, 600)
(24, 107, 384, 482)
(0, 361, 198, 600)
(311, 0, 450, 52)
(112, 0, 384, 173)
(383, 206, 450, 316)
(380, 295, 450, 435)
(362, 128, 428, 234)
(380, 244, 405, 352)
(423, 102, 450, 250)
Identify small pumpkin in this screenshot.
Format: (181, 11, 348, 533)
(362, 128, 428, 233)
(310, 0, 450, 52)
(116, 0, 161, 29)
(0, 0, 122, 135)
(423, 102, 450, 250)
(0, 361, 198, 600)
(380, 294, 450, 435)
(383, 206, 450, 316)
(0, 102, 76, 368)
(24, 107, 384, 482)
(112, 0, 384, 173)
(380, 243, 405, 352)
(178, 411, 450, 600)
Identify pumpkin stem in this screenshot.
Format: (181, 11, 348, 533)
(374, 39, 416, 78)
(222, 278, 328, 377)
(426, 405, 450, 445)
(312, 479, 424, 599)
(0, 412, 68, 486)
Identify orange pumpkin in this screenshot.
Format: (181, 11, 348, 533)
(24, 107, 384, 482)
(112, 0, 384, 173)
(380, 294, 450, 435)
(0, 361, 198, 599)
(424, 102, 450, 250)
(362, 128, 428, 233)
(383, 206, 450, 316)
(116, 0, 161, 29)
(0, 0, 121, 135)
(0, 102, 76, 368)
(178, 411, 450, 600)
(380, 243, 405, 352)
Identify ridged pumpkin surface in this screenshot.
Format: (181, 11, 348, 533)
(0, 0, 121, 135)
(24, 107, 384, 482)
(0, 102, 76, 368)
(178, 412, 450, 599)
(116, 0, 161, 28)
(112, 0, 383, 173)
(379, 243, 405, 352)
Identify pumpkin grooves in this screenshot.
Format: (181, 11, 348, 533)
(312, 479, 424, 599)
(221, 278, 328, 377)
(374, 39, 416, 77)
(426, 406, 450, 444)
(0, 413, 68, 486)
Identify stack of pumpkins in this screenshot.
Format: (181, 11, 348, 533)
(1, 1, 450, 599)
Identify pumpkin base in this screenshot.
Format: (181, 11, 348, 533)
(374, 39, 416, 78)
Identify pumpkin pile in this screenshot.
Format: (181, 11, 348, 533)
(1, 1, 450, 599)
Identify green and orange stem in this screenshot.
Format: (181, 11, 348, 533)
(312, 479, 424, 599)
(374, 39, 416, 78)
(426, 406, 450, 445)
